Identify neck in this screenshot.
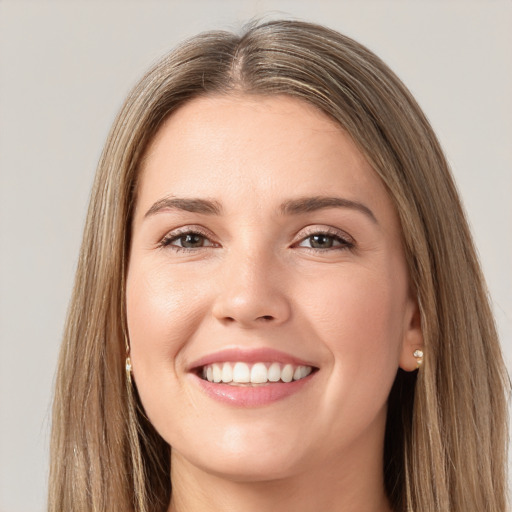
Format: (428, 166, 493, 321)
(167, 433, 392, 512)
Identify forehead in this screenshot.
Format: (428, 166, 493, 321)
(136, 94, 395, 222)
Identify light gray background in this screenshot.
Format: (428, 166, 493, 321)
(1, 1, 511, 511)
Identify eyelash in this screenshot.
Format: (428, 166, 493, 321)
(295, 228, 355, 251)
(159, 227, 215, 252)
(158, 227, 355, 253)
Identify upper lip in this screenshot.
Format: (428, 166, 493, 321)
(188, 347, 317, 371)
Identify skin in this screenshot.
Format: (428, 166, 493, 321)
(126, 94, 423, 512)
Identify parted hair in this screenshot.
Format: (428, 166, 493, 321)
(49, 19, 509, 512)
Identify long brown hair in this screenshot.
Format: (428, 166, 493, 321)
(49, 19, 509, 512)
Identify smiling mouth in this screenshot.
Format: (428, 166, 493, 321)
(198, 362, 315, 385)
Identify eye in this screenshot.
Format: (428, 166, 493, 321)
(296, 230, 354, 250)
(160, 229, 217, 250)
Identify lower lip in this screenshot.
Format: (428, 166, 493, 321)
(191, 373, 315, 407)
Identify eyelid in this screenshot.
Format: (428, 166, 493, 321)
(296, 225, 354, 242)
(157, 224, 354, 251)
(293, 225, 355, 249)
(158, 225, 218, 249)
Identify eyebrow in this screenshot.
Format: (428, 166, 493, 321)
(144, 196, 222, 218)
(280, 196, 377, 223)
(144, 194, 377, 224)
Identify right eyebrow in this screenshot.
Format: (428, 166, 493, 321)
(144, 196, 223, 218)
(280, 195, 378, 224)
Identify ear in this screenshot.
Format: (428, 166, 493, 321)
(399, 295, 424, 372)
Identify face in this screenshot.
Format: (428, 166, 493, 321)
(126, 94, 422, 482)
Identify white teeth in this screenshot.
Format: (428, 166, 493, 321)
(201, 362, 314, 384)
(250, 363, 268, 384)
(294, 366, 312, 380)
(232, 362, 250, 383)
(221, 362, 233, 383)
(281, 364, 294, 383)
(268, 362, 281, 382)
(212, 363, 222, 383)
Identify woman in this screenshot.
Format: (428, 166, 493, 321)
(49, 19, 509, 512)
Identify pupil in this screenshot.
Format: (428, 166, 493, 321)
(311, 234, 333, 248)
(182, 234, 203, 248)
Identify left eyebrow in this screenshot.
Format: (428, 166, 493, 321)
(279, 196, 378, 224)
(144, 196, 223, 218)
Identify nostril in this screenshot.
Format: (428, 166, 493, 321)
(259, 315, 274, 321)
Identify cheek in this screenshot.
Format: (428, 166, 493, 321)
(125, 259, 216, 437)
(301, 267, 407, 410)
(304, 269, 406, 354)
(125, 260, 206, 382)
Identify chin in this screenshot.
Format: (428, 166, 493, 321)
(180, 450, 302, 483)
(170, 423, 310, 482)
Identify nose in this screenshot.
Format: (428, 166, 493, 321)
(211, 250, 292, 328)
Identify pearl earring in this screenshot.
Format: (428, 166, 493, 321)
(413, 349, 424, 368)
(126, 356, 132, 383)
